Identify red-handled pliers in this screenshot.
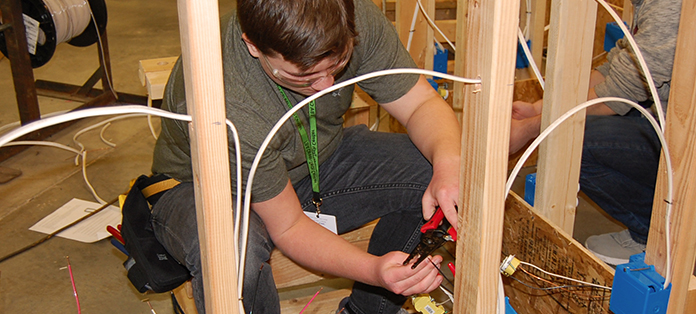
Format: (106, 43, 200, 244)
(403, 206, 457, 269)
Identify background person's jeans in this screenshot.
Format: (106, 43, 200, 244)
(579, 110, 662, 244)
(151, 125, 434, 314)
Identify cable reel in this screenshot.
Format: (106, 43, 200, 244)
(0, 0, 108, 68)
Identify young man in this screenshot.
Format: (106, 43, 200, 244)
(509, 0, 681, 266)
(150, 0, 462, 313)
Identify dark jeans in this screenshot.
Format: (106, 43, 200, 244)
(151, 125, 433, 314)
(579, 110, 662, 244)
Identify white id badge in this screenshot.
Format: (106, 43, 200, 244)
(304, 211, 338, 234)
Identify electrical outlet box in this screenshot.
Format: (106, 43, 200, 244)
(524, 173, 536, 206)
(604, 21, 628, 52)
(516, 40, 531, 69)
(505, 297, 518, 314)
(610, 252, 671, 314)
(433, 45, 448, 80)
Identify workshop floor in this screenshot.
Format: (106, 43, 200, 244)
(0, 1, 624, 313)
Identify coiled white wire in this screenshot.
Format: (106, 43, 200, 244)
(43, 0, 92, 44)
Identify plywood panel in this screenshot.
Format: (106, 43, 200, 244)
(503, 193, 614, 314)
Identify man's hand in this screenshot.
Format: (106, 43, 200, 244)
(512, 99, 542, 120)
(510, 100, 543, 155)
(374, 252, 444, 296)
(422, 155, 460, 230)
(510, 116, 541, 155)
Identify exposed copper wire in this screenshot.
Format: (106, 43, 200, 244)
(518, 265, 608, 300)
(299, 287, 323, 314)
(66, 256, 81, 314)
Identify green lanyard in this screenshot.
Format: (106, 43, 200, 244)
(277, 85, 323, 213)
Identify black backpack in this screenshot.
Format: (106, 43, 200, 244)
(120, 174, 191, 293)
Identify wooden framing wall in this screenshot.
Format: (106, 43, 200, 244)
(177, 0, 696, 313)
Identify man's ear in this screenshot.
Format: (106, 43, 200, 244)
(241, 33, 260, 58)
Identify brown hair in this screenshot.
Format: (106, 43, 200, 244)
(238, 0, 357, 71)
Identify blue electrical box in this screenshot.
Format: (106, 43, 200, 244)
(610, 252, 671, 314)
(505, 297, 518, 314)
(604, 21, 628, 52)
(524, 173, 536, 206)
(516, 40, 531, 69)
(433, 45, 448, 80)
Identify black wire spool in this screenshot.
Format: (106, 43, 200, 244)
(0, 0, 108, 68)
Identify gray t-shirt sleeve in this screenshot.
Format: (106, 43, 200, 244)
(594, 0, 681, 115)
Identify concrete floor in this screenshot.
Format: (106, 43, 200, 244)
(0, 1, 624, 313)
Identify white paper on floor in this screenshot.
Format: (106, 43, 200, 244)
(29, 198, 121, 243)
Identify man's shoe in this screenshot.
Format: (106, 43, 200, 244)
(585, 229, 646, 266)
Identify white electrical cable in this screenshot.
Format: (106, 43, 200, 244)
(239, 68, 480, 300)
(438, 285, 454, 305)
(594, 0, 665, 129)
(84, 0, 119, 101)
(406, 2, 420, 52)
(0, 110, 70, 135)
(519, 261, 612, 290)
(416, 0, 456, 52)
(505, 96, 674, 288)
(406, 0, 457, 53)
(520, 0, 672, 287)
(98, 122, 116, 147)
(497, 274, 506, 314)
(3, 140, 106, 204)
(72, 113, 146, 157)
(0, 105, 244, 299)
(591, 6, 671, 284)
(523, 0, 532, 40)
(146, 97, 159, 140)
(516, 27, 545, 90)
(43, 0, 92, 44)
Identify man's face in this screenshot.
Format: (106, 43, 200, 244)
(258, 52, 351, 96)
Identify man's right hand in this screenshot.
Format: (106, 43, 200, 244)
(374, 251, 444, 296)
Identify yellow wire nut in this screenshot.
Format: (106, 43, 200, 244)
(500, 255, 521, 277)
(411, 294, 446, 314)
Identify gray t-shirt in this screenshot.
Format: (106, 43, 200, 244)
(152, 0, 419, 202)
(594, 0, 681, 115)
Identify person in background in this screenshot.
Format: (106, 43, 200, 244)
(509, 0, 682, 266)
(150, 0, 462, 313)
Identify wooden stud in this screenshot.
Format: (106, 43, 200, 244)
(534, 0, 596, 234)
(529, 0, 547, 71)
(176, 0, 240, 313)
(454, 0, 519, 311)
(645, 1, 696, 312)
